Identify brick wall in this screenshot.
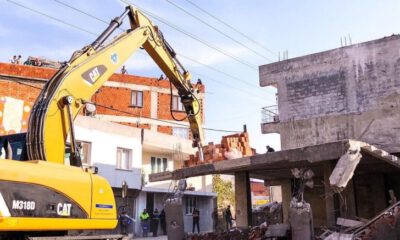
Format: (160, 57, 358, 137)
(0, 62, 205, 137)
(260, 35, 400, 152)
(0, 80, 42, 103)
(93, 86, 152, 118)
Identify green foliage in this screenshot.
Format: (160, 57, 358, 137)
(212, 174, 235, 210)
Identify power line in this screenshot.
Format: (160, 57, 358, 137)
(94, 103, 241, 133)
(6, 0, 97, 36)
(179, 53, 258, 89)
(5, 0, 274, 129)
(184, 0, 279, 58)
(47, 0, 274, 100)
(188, 70, 269, 102)
(135, 50, 269, 101)
(53, 0, 108, 24)
(0, 78, 43, 90)
(119, 0, 258, 71)
(179, 53, 276, 98)
(7, 79, 241, 133)
(164, 0, 273, 62)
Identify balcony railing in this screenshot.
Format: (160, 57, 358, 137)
(261, 105, 279, 124)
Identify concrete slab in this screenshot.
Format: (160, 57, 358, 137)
(150, 140, 400, 182)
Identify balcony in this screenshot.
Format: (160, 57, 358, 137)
(261, 105, 279, 124)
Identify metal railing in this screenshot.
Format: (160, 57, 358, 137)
(261, 105, 279, 124)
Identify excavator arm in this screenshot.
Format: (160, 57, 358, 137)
(27, 6, 204, 166)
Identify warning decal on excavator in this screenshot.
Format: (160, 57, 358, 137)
(95, 204, 113, 209)
(81, 65, 107, 85)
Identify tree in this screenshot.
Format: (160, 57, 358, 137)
(212, 174, 235, 210)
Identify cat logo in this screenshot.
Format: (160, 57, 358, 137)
(57, 203, 72, 216)
(81, 65, 107, 85)
(89, 67, 100, 83)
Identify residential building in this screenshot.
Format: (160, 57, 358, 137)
(0, 62, 215, 236)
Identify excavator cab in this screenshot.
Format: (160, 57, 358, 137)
(0, 133, 28, 161)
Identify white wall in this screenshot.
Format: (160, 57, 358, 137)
(74, 116, 143, 189)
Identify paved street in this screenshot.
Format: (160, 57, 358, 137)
(133, 236, 167, 240)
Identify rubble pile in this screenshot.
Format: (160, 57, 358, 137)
(186, 227, 249, 240)
(252, 201, 283, 226)
(183, 132, 256, 167)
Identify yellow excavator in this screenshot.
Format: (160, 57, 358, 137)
(0, 5, 204, 239)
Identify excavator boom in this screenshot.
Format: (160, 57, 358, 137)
(27, 6, 204, 166)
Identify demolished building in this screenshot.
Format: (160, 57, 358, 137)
(150, 35, 400, 239)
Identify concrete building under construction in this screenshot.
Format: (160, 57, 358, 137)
(151, 35, 400, 239)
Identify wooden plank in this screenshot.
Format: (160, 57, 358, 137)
(337, 217, 363, 227)
(148, 171, 173, 182)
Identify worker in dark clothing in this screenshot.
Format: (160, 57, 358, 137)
(212, 207, 218, 231)
(225, 205, 233, 230)
(160, 209, 167, 235)
(151, 208, 160, 237)
(266, 145, 275, 152)
(192, 208, 200, 233)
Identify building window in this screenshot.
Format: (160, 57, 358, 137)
(172, 95, 185, 111)
(185, 196, 197, 215)
(151, 157, 168, 173)
(116, 147, 132, 170)
(77, 141, 91, 165)
(173, 127, 189, 139)
(131, 90, 143, 107)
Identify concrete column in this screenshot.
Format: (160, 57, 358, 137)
(234, 171, 252, 227)
(150, 90, 158, 131)
(280, 180, 292, 223)
(323, 163, 336, 227)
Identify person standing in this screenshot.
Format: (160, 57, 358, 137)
(160, 209, 167, 235)
(140, 208, 150, 237)
(212, 207, 218, 231)
(10, 55, 17, 64)
(16, 55, 22, 64)
(151, 208, 160, 237)
(225, 205, 233, 230)
(192, 207, 200, 233)
(121, 65, 128, 74)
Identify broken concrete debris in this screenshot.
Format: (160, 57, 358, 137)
(252, 201, 283, 226)
(289, 168, 315, 240)
(329, 141, 362, 192)
(320, 201, 400, 240)
(183, 132, 255, 167)
(290, 199, 314, 240)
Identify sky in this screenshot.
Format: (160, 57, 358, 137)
(0, 0, 399, 153)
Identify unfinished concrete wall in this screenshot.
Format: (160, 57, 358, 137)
(354, 174, 387, 219)
(260, 35, 400, 153)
